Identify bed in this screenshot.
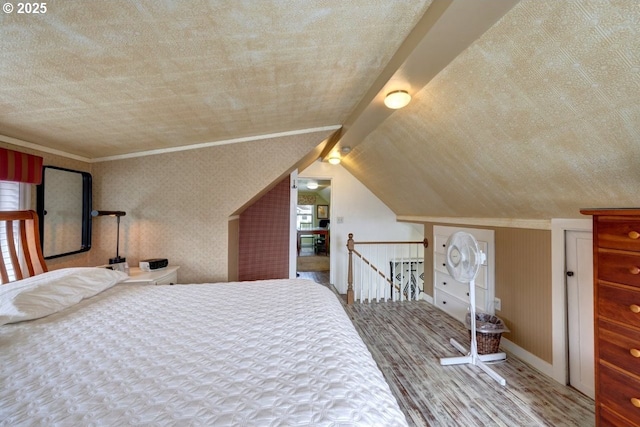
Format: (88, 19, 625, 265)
(0, 211, 408, 426)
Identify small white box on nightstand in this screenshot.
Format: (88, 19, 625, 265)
(123, 266, 180, 285)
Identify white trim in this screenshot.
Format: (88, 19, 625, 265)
(0, 134, 91, 162)
(93, 125, 343, 162)
(1, 125, 342, 163)
(499, 337, 555, 378)
(289, 170, 299, 279)
(397, 215, 551, 230)
(549, 217, 592, 384)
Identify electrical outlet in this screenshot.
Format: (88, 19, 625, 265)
(494, 297, 501, 311)
(336, 216, 344, 224)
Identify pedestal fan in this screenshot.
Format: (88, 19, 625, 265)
(439, 231, 507, 386)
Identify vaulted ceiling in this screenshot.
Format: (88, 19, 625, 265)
(1, 1, 639, 220)
(345, 0, 640, 219)
(0, 0, 432, 158)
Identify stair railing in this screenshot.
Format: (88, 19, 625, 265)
(346, 233, 428, 304)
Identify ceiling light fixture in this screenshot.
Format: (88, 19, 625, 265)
(384, 90, 411, 109)
(306, 181, 318, 190)
(328, 154, 341, 165)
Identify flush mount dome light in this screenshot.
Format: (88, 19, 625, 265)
(328, 154, 341, 165)
(384, 90, 411, 109)
(306, 181, 319, 190)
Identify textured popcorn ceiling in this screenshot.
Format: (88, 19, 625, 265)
(0, 0, 431, 158)
(3, 1, 639, 220)
(346, 0, 640, 219)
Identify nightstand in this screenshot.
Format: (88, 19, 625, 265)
(123, 266, 180, 285)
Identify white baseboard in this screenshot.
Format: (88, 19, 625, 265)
(421, 293, 433, 304)
(499, 337, 557, 381)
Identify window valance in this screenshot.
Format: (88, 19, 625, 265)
(0, 148, 43, 184)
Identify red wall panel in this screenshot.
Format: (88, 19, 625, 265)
(238, 178, 290, 281)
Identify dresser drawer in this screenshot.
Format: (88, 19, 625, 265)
(599, 404, 639, 427)
(599, 363, 640, 426)
(434, 291, 468, 323)
(599, 319, 640, 377)
(599, 284, 640, 328)
(598, 250, 640, 288)
(435, 271, 487, 310)
(597, 217, 640, 252)
(434, 234, 449, 255)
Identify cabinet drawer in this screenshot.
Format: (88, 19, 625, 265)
(434, 234, 449, 255)
(435, 252, 448, 274)
(599, 319, 640, 377)
(599, 363, 640, 426)
(434, 291, 468, 323)
(598, 250, 640, 288)
(597, 217, 640, 252)
(154, 271, 178, 285)
(599, 284, 640, 328)
(434, 271, 487, 311)
(434, 253, 487, 289)
(600, 404, 640, 427)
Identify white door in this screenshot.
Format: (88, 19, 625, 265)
(566, 230, 594, 399)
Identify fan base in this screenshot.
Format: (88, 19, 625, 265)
(440, 338, 507, 386)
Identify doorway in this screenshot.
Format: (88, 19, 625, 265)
(296, 178, 331, 273)
(565, 230, 594, 399)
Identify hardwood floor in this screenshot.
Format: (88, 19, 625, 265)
(298, 271, 595, 427)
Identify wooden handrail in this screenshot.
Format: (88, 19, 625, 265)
(349, 239, 429, 246)
(346, 233, 428, 304)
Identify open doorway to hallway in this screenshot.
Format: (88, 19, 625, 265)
(296, 178, 331, 274)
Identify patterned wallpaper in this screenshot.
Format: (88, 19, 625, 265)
(90, 130, 331, 283)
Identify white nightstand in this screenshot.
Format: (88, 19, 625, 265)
(123, 266, 180, 285)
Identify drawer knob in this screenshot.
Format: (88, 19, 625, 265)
(631, 304, 640, 314)
(632, 398, 640, 408)
(629, 231, 640, 240)
(631, 348, 640, 358)
(630, 266, 640, 275)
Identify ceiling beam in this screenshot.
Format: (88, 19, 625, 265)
(330, 0, 520, 157)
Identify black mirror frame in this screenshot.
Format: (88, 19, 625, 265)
(36, 166, 93, 259)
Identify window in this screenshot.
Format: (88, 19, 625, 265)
(0, 181, 29, 281)
(296, 205, 313, 229)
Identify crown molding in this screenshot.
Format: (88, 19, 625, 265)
(1, 125, 342, 164)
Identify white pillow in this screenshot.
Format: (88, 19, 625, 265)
(0, 267, 128, 325)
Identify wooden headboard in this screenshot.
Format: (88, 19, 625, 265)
(0, 210, 48, 284)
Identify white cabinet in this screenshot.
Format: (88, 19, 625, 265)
(433, 226, 495, 323)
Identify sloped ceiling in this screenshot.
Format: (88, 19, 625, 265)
(344, 0, 640, 220)
(0, 0, 431, 158)
(2, 1, 639, 221)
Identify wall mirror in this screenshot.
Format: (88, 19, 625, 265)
(36, 166, 92, 259)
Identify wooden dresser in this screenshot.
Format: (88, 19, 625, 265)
(581, 209, 640, 427)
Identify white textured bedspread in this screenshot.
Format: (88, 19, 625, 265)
(1, 279, 407, 426)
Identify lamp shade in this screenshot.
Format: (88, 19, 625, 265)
(384, 90, 411, 109)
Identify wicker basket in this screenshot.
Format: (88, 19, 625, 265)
(468, 330, 502, 354)
(465, 312, 508, 355)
